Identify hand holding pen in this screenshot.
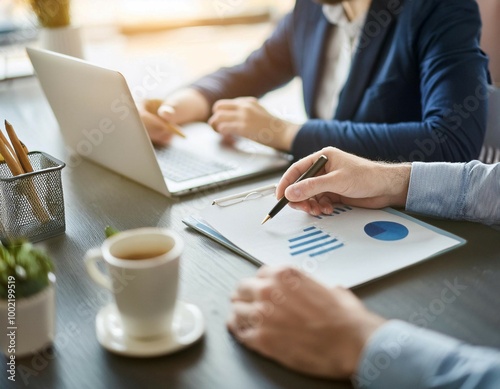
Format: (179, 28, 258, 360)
(274, 147, 410, 217)
(140, 90, 212, 146)
(143, 99, 186, 139)
(262, 155, 328, 224)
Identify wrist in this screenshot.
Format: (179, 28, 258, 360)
(380, 163, 411, 207)
(167, 88, 211, 122)
(270, 120, 301, 151)
(189, 89, 211, 121)
(346, 312, 386, 377)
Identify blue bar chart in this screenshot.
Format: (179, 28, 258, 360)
(288, 226, 344, 258)
(322, 205, 353, 217)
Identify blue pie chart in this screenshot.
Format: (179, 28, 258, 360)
(364, 221, 409, 241)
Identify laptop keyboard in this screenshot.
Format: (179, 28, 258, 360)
(155, 147, 235, 183)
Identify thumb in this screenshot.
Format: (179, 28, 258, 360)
(158, 104, 176, 120)
(285, 175, 333, 202)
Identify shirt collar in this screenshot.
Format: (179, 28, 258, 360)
(322, 3, 367, 29)
(322, 4, 348, 26)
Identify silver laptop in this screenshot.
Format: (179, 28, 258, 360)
(26, 47, 291, 196)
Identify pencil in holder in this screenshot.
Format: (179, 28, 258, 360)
(0, 151, 66, 243)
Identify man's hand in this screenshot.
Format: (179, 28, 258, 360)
(227, 266, 385, 379)
(208, 97, 301, 151)
(139, 88, 210, 145)
(276, 147, 411, 216)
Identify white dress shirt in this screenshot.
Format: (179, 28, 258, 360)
(315, 4, 367, 120)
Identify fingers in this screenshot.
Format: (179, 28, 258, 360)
(284, 174, 336, 202)
(231, 278, 261, 302)
(140, 110, 174, 146)
(147, 88, 211, 124)
(226, 307, 262, 347)
(209, 97, 256, 135)
(212, 99, 240, 111)
(208, 111, 242, 134)
(232, 266, 301, 303)
(143, 99, 176, 123)
(213, 97, 257, 111)
(276, 149, 331, 199)
(288, 199, 320, 215)
(157, 104, 175, 121)
(210, 97, 260, 135)
(317, 194, 335, 215)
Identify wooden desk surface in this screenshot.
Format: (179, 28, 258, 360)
(1, 32, 500, 389)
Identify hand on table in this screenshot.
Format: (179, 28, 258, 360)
(276, 147, 411, 216)
(227, 266, 385, 379)
(208, 97, 301, 151)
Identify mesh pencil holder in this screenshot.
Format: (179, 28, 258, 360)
(0, 151, 66, 243)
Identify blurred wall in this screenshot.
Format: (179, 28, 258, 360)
(477, 0, 500, 86)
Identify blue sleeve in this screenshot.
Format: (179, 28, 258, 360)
(189, 11, 296, 108)
(292, 0, 488, 162)
(406, 161, 500, 226)
(353, 320, 500, 389)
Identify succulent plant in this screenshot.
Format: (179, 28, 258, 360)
(104, 225, 119, 239)
(0, 240, 54, 299)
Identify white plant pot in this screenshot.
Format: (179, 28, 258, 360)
(39, 25, 84, 59)
(0, 284, 56, 358)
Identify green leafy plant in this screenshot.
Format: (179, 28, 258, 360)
(104, 225, 120, 239)
(0, 240, 54, 299)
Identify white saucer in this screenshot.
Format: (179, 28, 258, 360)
(95, 301, 204, 357)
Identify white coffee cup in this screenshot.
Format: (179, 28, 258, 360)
(84, 228, 183, 339)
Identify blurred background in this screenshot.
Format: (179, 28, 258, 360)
(0, 0, 305, 123)
(0, 0, 294, 79)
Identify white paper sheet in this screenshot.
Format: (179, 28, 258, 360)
(199, 192, 465, 287)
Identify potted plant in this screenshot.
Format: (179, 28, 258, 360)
(28, 0, 84, 58)
(0, 240, 56, 359)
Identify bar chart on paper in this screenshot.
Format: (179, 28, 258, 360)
(288, 226, 344, 258)
(195, 192, 465, 287)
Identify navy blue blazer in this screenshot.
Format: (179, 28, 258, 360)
(192, 0, 489, 162)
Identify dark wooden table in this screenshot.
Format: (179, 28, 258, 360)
(1, 76, 500, 389)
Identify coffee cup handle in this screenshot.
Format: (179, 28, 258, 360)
(84, 248, 112, 290)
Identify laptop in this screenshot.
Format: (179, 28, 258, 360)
(26, 47, 292, 196)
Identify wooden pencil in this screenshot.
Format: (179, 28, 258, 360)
(5, 120, 34, 173)
(0, 134, 23, 176)
(0, 126, 20, 166)
(1, 120, 50, 223)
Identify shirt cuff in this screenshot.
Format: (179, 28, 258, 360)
(406, 162, 466, 220)
(352, 320, 462, 388)
(290, 120, 328, 161)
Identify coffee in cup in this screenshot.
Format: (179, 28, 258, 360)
(84, 228, 183, 339)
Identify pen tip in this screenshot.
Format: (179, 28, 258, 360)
(261, 215, 271, 225)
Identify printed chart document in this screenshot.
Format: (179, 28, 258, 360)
(183, 189, 465, 287)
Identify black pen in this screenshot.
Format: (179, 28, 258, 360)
(261, 155, 328, 225)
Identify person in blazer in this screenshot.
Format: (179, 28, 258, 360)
(141, 0, 489, 162)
